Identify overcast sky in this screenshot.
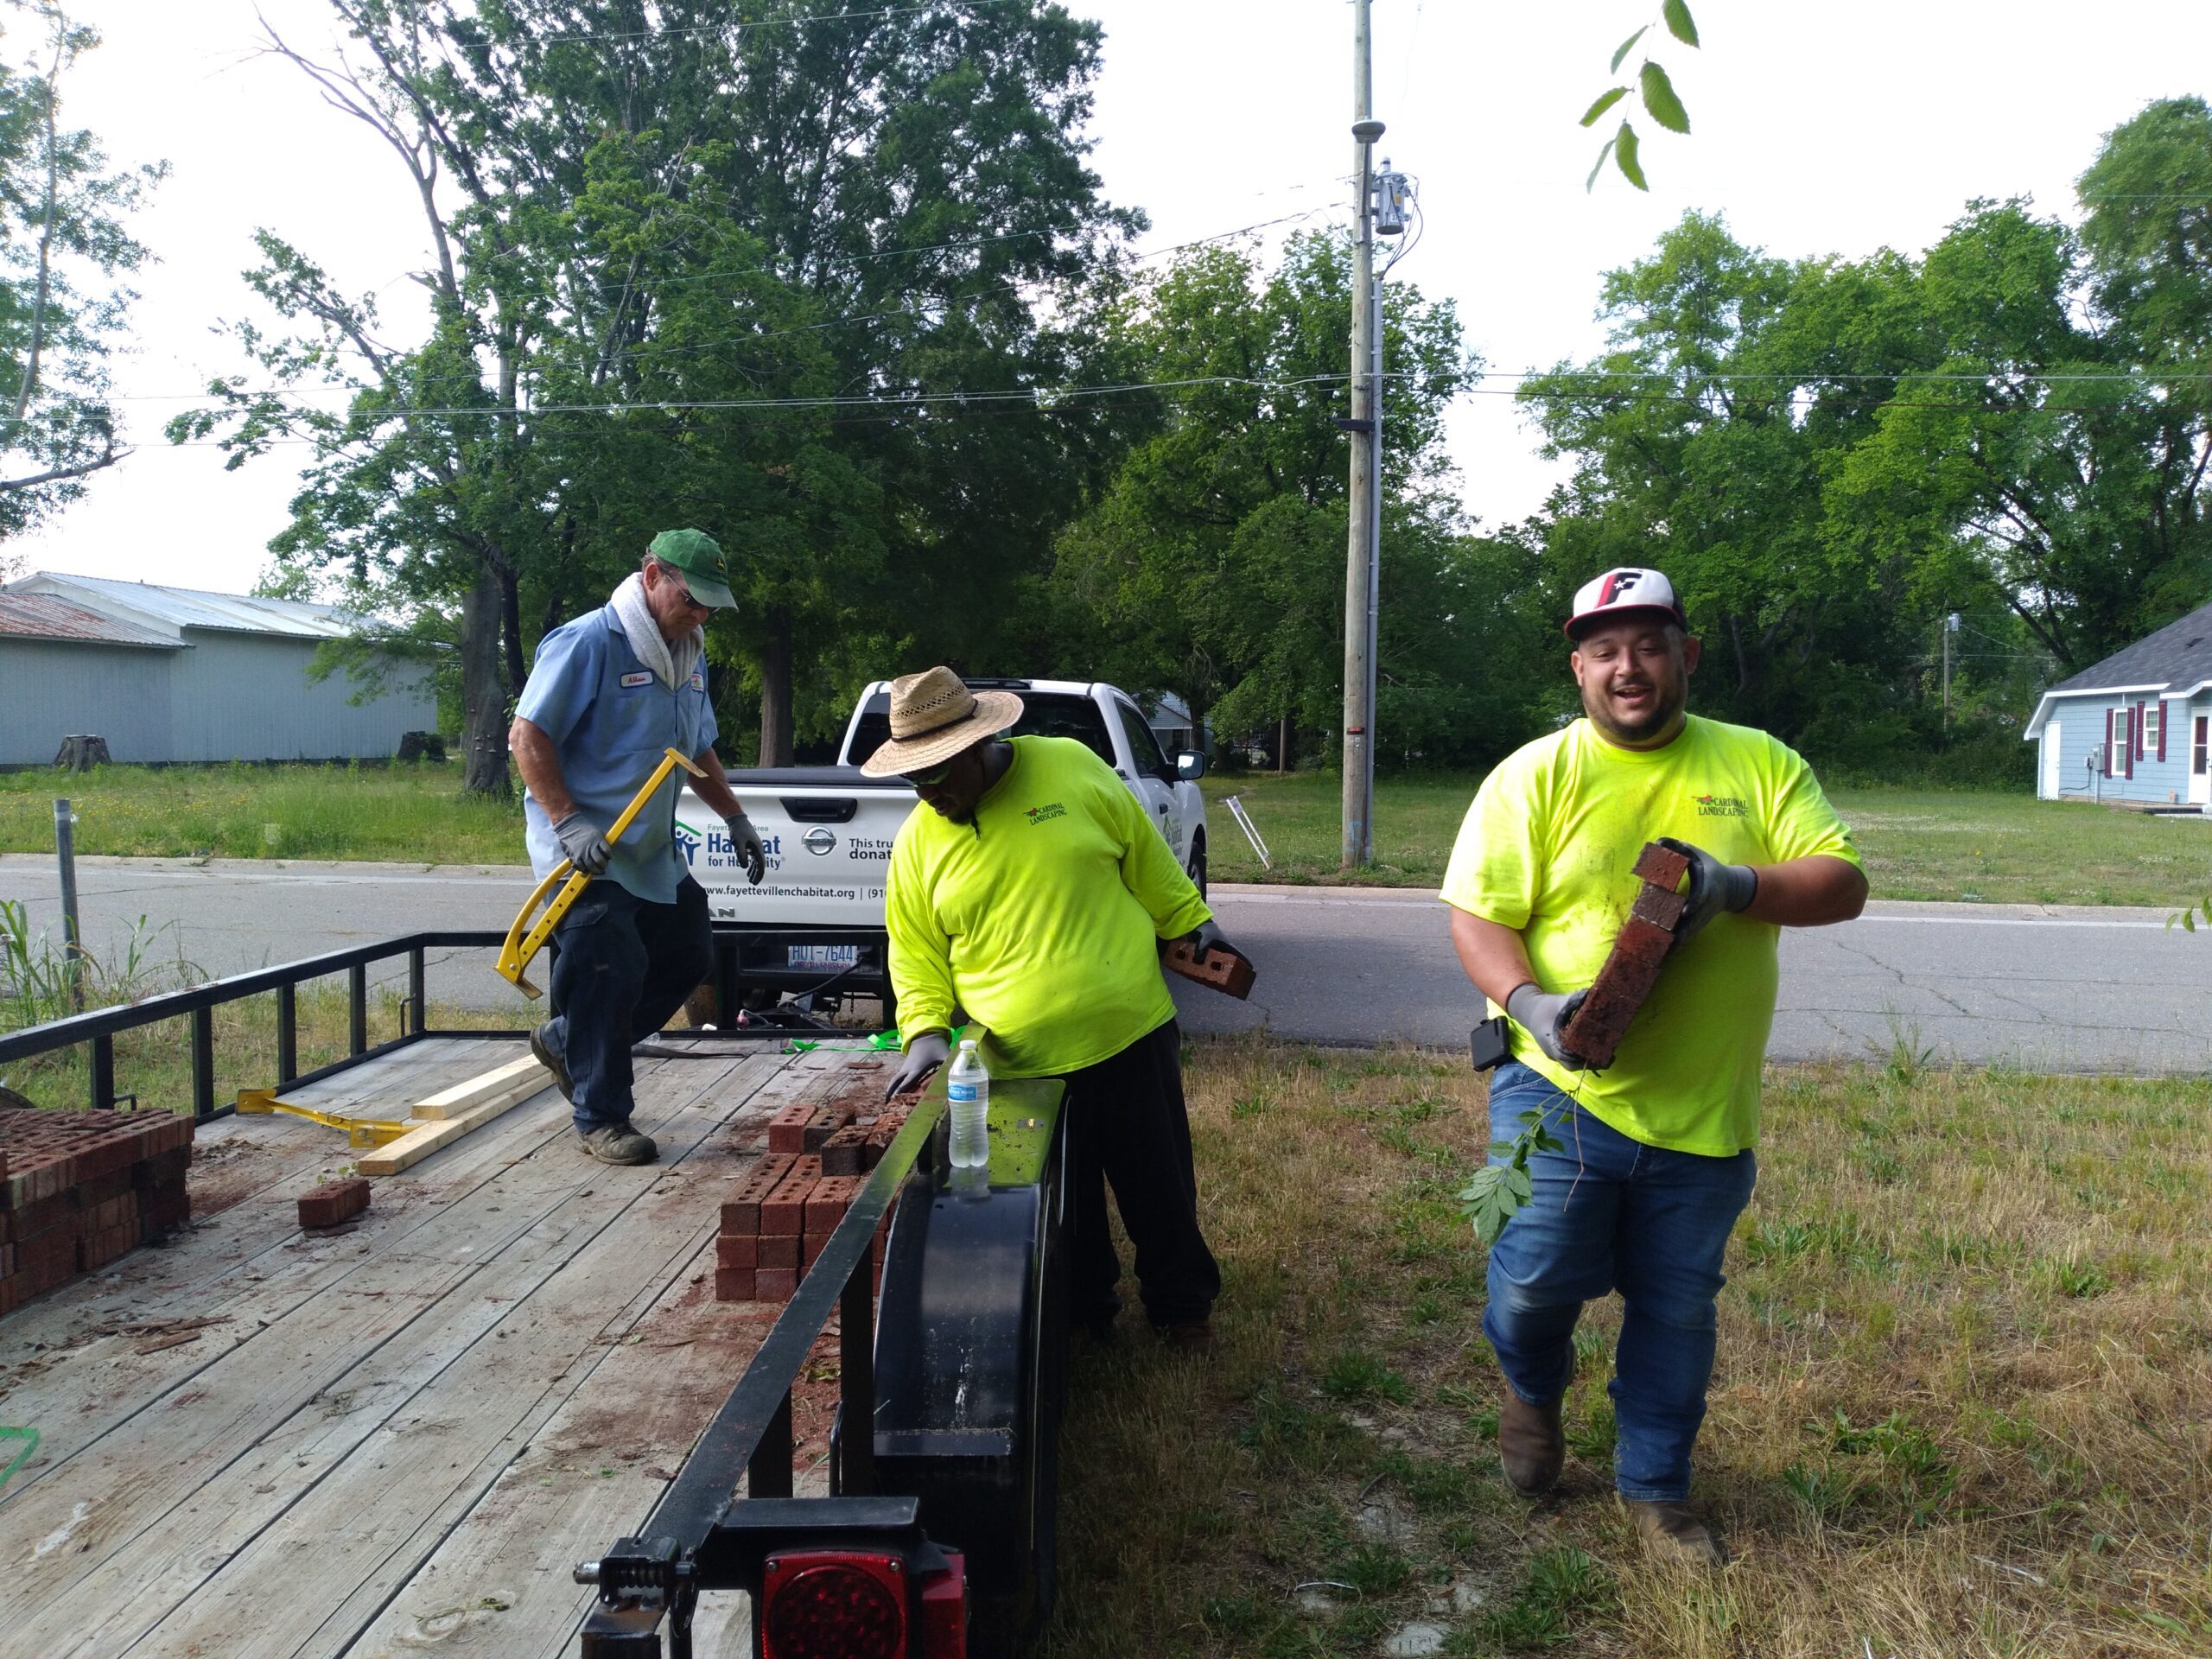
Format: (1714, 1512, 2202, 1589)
(12, 0, 2212, 596)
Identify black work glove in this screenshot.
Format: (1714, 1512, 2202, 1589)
(723, 812, 766, 885)
(1656, 836, 1759, 947)
(1504, 982, 1590, 1071)
(1183, 918, 1234, 957)
(885, 1031, 950, 1102)
(552, 812, 613, 876)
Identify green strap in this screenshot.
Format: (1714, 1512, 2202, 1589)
(0, 1425, 38, 1497)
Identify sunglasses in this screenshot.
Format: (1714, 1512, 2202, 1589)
(901, 760, 956, 789)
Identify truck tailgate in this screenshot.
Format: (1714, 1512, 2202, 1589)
(677, 770, 915, 931)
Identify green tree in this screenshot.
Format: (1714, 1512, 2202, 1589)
(0, 0, 161, 553)
(1049, 231, 1476, 751)
(175, 0, 1139, 786)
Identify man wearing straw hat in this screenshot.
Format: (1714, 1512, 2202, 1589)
(510, 530, 768, 1166)
(865, 666, 1233, 1352)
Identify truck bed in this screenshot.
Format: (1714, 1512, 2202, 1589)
(0, 1037, 875, 1658)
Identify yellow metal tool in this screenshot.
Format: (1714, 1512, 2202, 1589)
(496, 745, 707, 999)
(235, 1088, 412, 1148)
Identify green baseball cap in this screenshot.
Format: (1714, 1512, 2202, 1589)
(647, 528, 736, 610)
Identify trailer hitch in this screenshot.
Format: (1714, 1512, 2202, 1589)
(575, 1535, 697, 1659)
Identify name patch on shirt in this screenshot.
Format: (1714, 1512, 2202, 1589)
(690, 670, 704, 690)
(1024, 802, 1068, 825)
(1693, 793, 1747, 818)
(620, 671, 655, 688)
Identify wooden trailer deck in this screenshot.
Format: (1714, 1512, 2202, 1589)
(0, 1035, 880, 1659)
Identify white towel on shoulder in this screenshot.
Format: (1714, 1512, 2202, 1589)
(611, 570, 702, 690)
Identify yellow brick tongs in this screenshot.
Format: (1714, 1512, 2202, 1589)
(496, 746, 705, 998)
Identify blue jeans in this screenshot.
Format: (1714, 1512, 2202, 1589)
(543, 876, 713, 1134)
(1481, 1062, 1756, 1503)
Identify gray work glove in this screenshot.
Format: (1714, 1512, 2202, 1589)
(552, 812, 613, 876)
(1504, 982, 1590, 1071)
(1656, 836, 1759, 947)
(723, 812, 766, 885)
(1183, 918, 1233, 957)
(885, 1031, 950, 1102)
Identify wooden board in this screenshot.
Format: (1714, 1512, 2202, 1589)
(414, 1052, 552, 1120)
(0, 1036, 868, 1659)
(359, 1070, 554, 1174)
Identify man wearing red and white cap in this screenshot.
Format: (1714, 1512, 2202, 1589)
(1440, 567, 1867, 1564)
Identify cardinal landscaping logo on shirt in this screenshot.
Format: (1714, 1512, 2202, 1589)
(1025, 802, 1068, 825)
(1694, 792, 1747, 818)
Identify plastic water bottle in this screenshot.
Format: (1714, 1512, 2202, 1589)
(947, 1039, 990, 1169)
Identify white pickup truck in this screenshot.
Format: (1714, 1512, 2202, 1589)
(674, 677, 1210, 1013)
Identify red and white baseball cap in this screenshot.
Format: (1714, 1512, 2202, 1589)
(1564, 567, 1688, 640)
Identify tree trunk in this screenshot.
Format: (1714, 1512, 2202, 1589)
(499, 565, 525, 695)
(758, 603, 795, 767)
(461, 565, 512, 798)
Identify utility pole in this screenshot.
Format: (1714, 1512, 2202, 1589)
(1942, 612, 1959, 732)
(1341, 0, 1382, 868)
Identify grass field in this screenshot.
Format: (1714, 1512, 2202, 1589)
(1200, 770, 2212, 906)
(1042, 1038, 2212, 1657)
(5, 760, 2209, 907)
(0, 760, 524, 864)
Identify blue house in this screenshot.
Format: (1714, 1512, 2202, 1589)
(2023, 597, 2212, 809)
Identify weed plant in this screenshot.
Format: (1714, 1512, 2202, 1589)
(1040, 1039, 2212, 1657)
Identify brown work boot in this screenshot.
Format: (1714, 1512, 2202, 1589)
(1497, 1391, 1565, 1496)
(576, 1122, 657, 1166)
(1154, 1318, 1216, 1356)
(1618, 1496, 1725, 1567)
(531, 1025, 575, 1104)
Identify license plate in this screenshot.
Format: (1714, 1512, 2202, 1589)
(787, 944, 861, 968)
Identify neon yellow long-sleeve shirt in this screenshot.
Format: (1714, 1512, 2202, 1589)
(886, 735, 1213, 1077)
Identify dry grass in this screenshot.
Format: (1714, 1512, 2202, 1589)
(1042, 1038, 2212, 1658)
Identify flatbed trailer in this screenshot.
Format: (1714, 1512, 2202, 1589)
(0, 935, 1070, 1659)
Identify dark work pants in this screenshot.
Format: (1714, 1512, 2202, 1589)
(1058, 1019, 1221, 1328)
(543, 876, 713, 1134)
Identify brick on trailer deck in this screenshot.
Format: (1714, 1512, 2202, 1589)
(298, 1178, 372, 1231)
(714, 1267, 755, 1302)
(759, 1156, 822, 1236)
(753, 1267, 798, 1304)
(715, 1235, 759, 1271)
(804, 1177, 857, 1237)
(766, 1101, 816, 1154)
(757, 1234, 799, 1272)
(817, 1124, 869, 1177)
(719, 1155, 793, 1236)
(801, 1105, 852, 1152)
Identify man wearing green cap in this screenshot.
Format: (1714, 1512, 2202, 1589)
(509, 530, 768, 1164)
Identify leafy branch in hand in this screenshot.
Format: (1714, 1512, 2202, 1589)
(1459, 1105, 1567, 1246)
(1581, 1, 1700, 193)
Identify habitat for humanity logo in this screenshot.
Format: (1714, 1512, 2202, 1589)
(673, 820, 702, 866)
(1025, 802, 1068, 825)
(1693, 793, 1747, 818)
(676, 818, 783, 868)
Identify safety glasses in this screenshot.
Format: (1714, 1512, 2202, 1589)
(901, 760, 956, 789)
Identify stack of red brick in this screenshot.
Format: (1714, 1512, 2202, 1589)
(0, 1107, 194, 1316)
(714, 1100, 910, 1304)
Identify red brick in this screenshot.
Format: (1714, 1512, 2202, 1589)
(804, 1176, 857, 1236)
(1558, 842, 1693, 1069)
(818, 1124, 869, 1177)
(766, 1101, 815, 1154)
(760, 1157, 821, 1236)
(754, 1267, 798, 1303)
(715, 1267, 756, 1302)
(758, 1234, 799, 1271)
(802, 1104, 854, 1152)
(719, 1155, 792, 1236)
(298, 1178, 372, 1230)
(1162, 940, 1257, 999)
(802, 1236, 828, 1272)
(715, 1234, 759, 1270)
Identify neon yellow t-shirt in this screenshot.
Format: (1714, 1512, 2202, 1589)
(887, 735, 1213, 1077)
(1440, 715, 1860, 1156)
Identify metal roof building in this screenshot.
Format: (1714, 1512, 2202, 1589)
(0, 572, 438, 767)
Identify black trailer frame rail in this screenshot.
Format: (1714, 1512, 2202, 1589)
(576, 1093, 946, 1659)
(0, 930, 530, 1119)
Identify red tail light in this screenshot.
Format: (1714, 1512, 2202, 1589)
(760, 1550, 907, 1659)
(918, 1549, 966, 1658)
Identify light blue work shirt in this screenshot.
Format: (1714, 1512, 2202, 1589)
(518, 603, 717, 905)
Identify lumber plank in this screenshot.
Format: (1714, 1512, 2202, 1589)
(75, 1052, 814, 1659)
(358, 1071, 554, 1174)
(413, 1052, 554, 1120)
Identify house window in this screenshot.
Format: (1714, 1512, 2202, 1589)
(2196, 715, 2209, 778)
(2143, 703, 2161, 755)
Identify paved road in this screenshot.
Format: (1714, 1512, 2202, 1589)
(2, 855, 2203, 1073)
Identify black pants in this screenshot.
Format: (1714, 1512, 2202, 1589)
(1057, 1019, 1220, 1327)
(545, 876, 713, 1132)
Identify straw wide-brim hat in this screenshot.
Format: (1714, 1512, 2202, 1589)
(859, 666, 1025, 777)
